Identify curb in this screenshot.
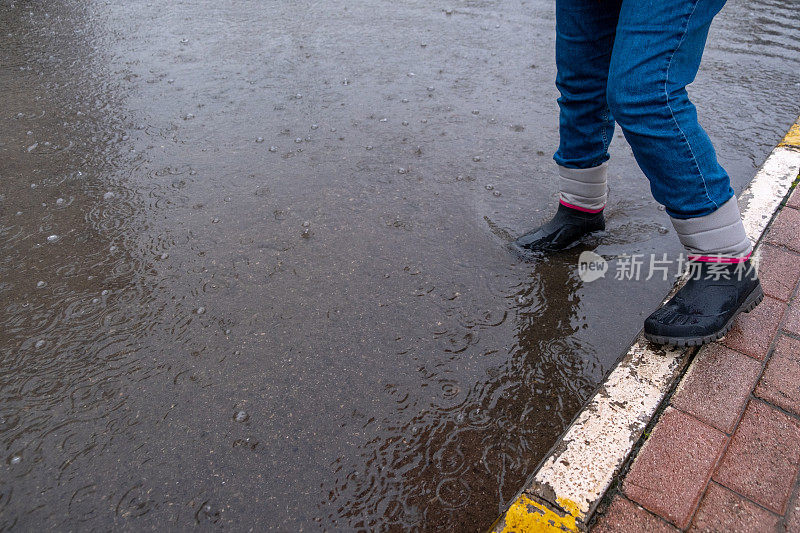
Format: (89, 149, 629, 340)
(490, 116, 800, 533)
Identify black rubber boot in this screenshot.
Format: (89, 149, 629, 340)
(509, 203, 605, 258)
(644, 259, 763, 347)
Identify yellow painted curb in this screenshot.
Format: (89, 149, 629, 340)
(778, 118, 800, 148)
(493, 494, 581, 533)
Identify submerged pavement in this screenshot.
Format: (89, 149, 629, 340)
(1, 0, 799, 530)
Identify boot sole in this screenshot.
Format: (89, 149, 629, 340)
(643, 282, 764, 348)
(507, 229, 605, 261)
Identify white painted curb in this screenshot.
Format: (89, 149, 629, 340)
(491, 118, 800, 533)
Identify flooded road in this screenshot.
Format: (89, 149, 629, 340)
(1, 0, 798, 529)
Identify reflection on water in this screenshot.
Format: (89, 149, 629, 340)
(322, 258, 597, 530)
(1, 0, 797, 529)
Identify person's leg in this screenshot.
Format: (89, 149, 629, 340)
(511, 0, 621, 256)
(606, 0, 750, 258)
(553, 0, 623, 227)
(606, 0, 761, 346)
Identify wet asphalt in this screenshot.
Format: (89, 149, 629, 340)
(1, 0, 798, 529)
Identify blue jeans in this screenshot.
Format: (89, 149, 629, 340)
(553, 0, 734, 220)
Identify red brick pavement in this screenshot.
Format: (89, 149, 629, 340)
(591, 196, 800, 532)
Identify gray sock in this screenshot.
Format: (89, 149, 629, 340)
(558, 162, 607, 212)
(670, 197, 753, 259)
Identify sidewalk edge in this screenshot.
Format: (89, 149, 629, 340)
(490, 116, 800, 533)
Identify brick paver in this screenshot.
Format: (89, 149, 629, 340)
(786, 187, 800, 211)
(591, 187, 800, 533)
(623, 408, 727, 529)
(713, 400, 800, 514)
(672, 344, 761, 433)
(721, 295, 786, 360)
(786, 481, 800, 532)
(688, 482, 780, 533)
(765, 205, 800, 253)
(755, 335, 800, 417)
(784, 302, 800, 337)
(593, 496, 678, 533)
(757, 245, 800, 302)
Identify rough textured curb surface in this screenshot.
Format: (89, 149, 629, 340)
(491, 117, 800, 532)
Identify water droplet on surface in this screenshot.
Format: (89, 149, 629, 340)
(311, 124, 319, 130)
(269, 146, 278, 152)
(379, 118, 387, 123)
(35, 340, 46, 349)
(402, 121, 409, 126)
(301, 228, 312, 239)
(301, 221, 310, 227)
(445, 8, 454, 15)
(485, 184, 494, 190)
(658, 226, 669, 234)
(10, 455, 21, 465)
(493, 191, 501, 197)
(37, 281, 46, 288)
(427, 86, 435, 92)
(46, 235, 59, 243)
(255, 137, 264, 143)
(160, 253, 169, 260)
(103, 191, 115, 200)
(398, 168, 407, 174)
(180, 38, 189, 44)
(401, 98, 409, 103)
(294, 93, 303, 99)
(473, 156, 482, 162)
(472, 110, 480, 115)
(196, 307, 206, 315)
(234, 411, 248, 423)
(366, 145, 373, 150)
(211, 217, 220, 224)
(56, 197, 64, 205)
(294, 138, 302, 143)
(101, 289, 110, 296)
